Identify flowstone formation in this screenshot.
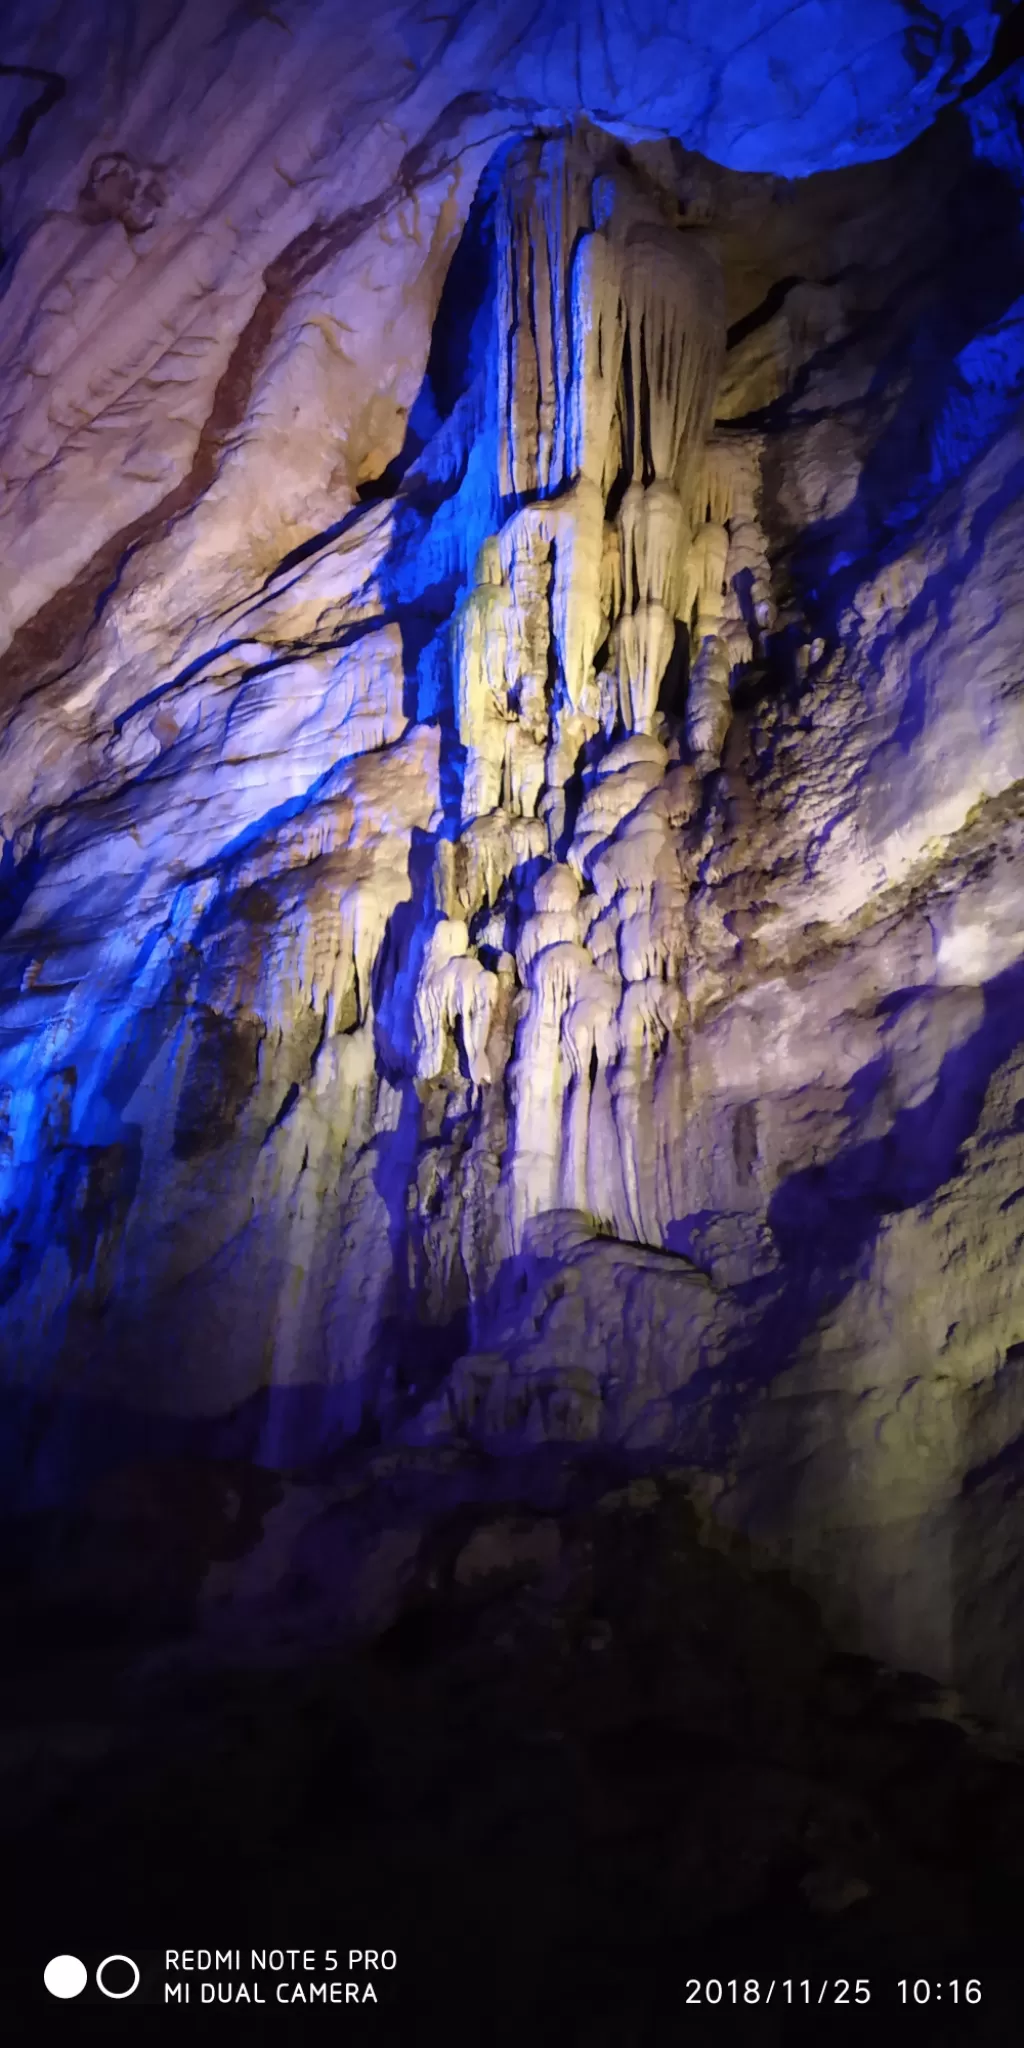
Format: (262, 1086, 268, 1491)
(415, 133, 773, 1252)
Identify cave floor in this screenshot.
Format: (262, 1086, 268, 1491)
(1, 1465, 1021, 2039)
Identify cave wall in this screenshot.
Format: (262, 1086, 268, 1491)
(2, 2, 1024, 1725)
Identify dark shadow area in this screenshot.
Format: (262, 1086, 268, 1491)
(0, 833, 41, 945)
(772, 111, 1024, 643)
(0, 1375, 388, 1525)
(0, 1469, 1022, 2035)
(656, 618, 691, 720)
(0, 1114, 142, 1315)
(959, 0, 1024, 101)
(0, 62, 65, 172)
(726, 274, 805, 351)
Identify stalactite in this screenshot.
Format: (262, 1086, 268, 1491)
(515, 903, 583, 981)
(534, 863, 581, 913)
(691, 432, 774, 678)
(686, 634, 733, 770)
(500, 513, 553, 815)
(496, 137, 595, 501)
(620, 479, 690, 617)
(569, 738, 668, 878)
(412, 126, 769, 1249)
(568, 226, 626, 491)
(435, 810, 547, 925)
(560, 958, 621, 1208)
(414, 917, 470, 1077)
(688, 519, 730, 648)
(547, 475, 607, 712)
(617, 223, 725, 494)
(611, 977, 686, 1239)
(617, 601, 677, 732)
(453, 538, 515, 825)
(601, 517, 623, 627)
(413, 917, 499, 1087)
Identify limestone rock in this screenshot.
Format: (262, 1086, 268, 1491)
(3, 11, 1024, 1739)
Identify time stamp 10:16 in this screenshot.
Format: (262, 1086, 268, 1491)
(681, 1979, 983, 2006)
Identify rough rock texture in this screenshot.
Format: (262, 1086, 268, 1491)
(3, 0, 1024, 1751)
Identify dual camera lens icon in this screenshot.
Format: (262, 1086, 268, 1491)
(44, 1955, 140, 2000)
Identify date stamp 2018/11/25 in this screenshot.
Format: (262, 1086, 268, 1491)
(681, 1978, 983, 2008)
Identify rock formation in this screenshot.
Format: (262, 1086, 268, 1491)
(1, 0, 1024, 1751)
(422, 132, 764, 1255)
